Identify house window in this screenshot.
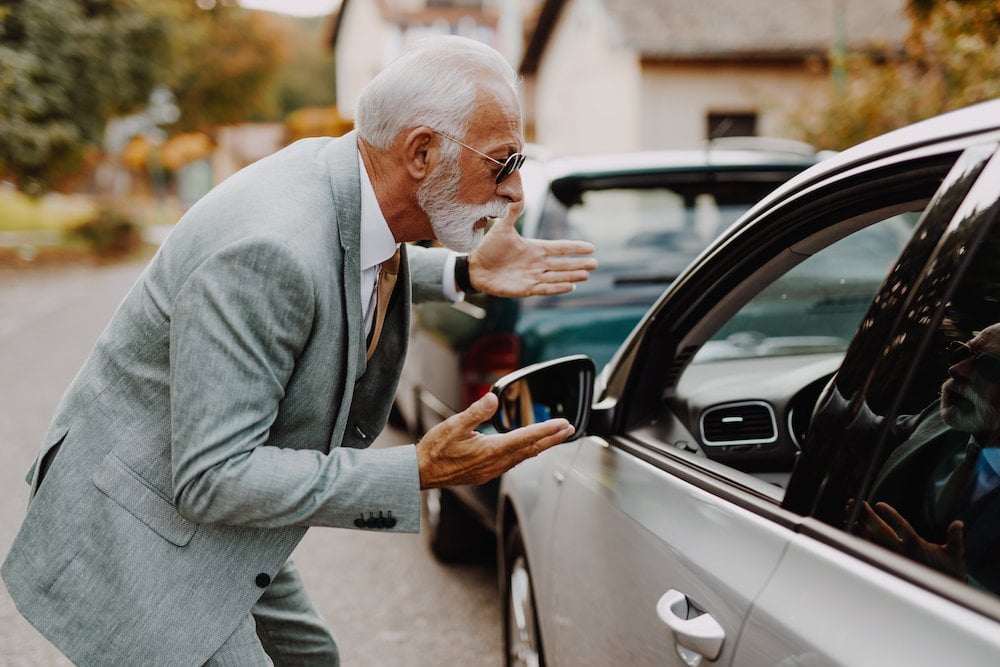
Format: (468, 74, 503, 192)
(707, 112, 758, 139)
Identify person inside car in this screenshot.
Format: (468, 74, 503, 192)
(856, 322, 1000, 592)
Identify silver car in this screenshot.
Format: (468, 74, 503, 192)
(397, 141, 822, 561)
(493, 99, 1000, 666)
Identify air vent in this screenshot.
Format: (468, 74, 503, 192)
(700, 401, 777, 446)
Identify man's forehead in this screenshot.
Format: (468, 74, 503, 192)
(972, 324, 1000, 351)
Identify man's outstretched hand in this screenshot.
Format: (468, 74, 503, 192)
(468, 205, 597, 298)
(416, 392, 575, 489)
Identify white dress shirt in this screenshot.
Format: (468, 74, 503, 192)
(357, 151, 462, 338)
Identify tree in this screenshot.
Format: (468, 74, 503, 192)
(146, 1, 287, 132)
(0, 0, 287, 195)
(796, 0, 1000, 150)
(0, 0, 166, 194)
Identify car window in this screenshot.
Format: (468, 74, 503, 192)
(774, 145, 1000, 605)
(531, 175, 800, 309)
(693, 213, 919, 363)
(824, 162, 1000, 599)
(666, 211, 920, 486)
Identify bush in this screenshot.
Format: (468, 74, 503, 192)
(68, 206, 143, 256)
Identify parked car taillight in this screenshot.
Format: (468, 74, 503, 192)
(460, 332, 521, 408)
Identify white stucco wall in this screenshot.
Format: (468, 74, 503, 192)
(534, 0, 642, 155)
(335, 0, 391, 119)
(639, 62, 829, 149)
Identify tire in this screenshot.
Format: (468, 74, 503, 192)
(422, 488, 492, 563)
(503, 525, 545, 667)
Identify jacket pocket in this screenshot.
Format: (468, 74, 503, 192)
(91, 452, 197, 546)
(28, 426, 71, 493)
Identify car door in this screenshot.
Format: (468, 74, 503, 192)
(734, 144, 1000, 663)
(543, 139, 1000, 665)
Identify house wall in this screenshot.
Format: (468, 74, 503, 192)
(534, 0, 642, 155)
(639, 61, 828, 149)
(531, 0, 832, 154)
(335, 0, 391, 119)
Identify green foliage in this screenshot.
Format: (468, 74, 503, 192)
(146, 1, 287, 131)
(796, 0, 1000, 150)
(269, 16, 336, 118)
(0, 0, 166, 194)
(68, 204, 142, 256)
(0, 0, 288, 194)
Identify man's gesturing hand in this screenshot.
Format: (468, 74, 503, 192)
(468, 204, 597, 298)
(417, 392, 575, 489)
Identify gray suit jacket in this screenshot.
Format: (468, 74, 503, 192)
(2, 131, 451, 665)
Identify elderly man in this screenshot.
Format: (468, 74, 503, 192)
(859, 323, 1000, 592)
(1, 37, 595, 665)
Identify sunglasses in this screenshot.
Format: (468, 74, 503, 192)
(948, 340, 1000, 382)
(431, 129, 526, 185)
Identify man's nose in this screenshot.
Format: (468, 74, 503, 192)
(949, 358, 973, 381)
(495, 170, 523, 206)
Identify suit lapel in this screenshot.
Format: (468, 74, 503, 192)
(323, 131, 364, 442)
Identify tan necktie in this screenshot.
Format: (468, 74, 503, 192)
(366, 247, 401, 360)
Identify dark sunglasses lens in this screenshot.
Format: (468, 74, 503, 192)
(976, 356, 1000, 382)
(496, 153, 526, 184)
(948, 341, 971, 365)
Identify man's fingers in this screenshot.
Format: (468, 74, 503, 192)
(448, 392, 499, 432)
(539, 269, 593, 284)
(945, 520, 966, 558)
(533, 238, 596, 256)
(543, 256, 599, 272)
(873, 502, 921, 544)
(527, 282, 577, 296)
(500, 418, 574, 456)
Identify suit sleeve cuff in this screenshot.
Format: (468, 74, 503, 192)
(441, 252, 465, 303)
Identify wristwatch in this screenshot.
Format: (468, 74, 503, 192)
(454, 254, 478, 293)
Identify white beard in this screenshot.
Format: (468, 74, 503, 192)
(417, 157, 509, 253)
(940, 378, 999, 434)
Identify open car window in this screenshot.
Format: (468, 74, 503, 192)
(664, 211, 920, 490)
(692, 213, 919, 364)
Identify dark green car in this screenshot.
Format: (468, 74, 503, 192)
(395, 141, 824, 560)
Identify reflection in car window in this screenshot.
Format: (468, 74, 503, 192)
(851, 223, 1000, 596)
(532, 180, 792, 309)
(693, 213, 919, 363)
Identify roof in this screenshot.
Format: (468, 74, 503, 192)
(330, 0, 499, 49)
(521, 0, 909, 73)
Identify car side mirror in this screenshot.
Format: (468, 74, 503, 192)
(490, 355, 595, 441)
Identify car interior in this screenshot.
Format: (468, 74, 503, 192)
(648, 204, 927, 493)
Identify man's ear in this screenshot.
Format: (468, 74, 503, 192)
(402, 127, 436, 181)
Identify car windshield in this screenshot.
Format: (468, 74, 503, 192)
(529, 175, 800, 309)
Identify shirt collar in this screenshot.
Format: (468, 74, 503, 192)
(357, 149, 398, 271)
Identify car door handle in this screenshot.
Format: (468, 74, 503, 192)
(656, 589, 725, 664)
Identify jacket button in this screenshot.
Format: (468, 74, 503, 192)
(255, 573, 271, 588)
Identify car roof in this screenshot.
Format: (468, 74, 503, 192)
(745, 98, 1000, 220)
(536, 139, 822, 182)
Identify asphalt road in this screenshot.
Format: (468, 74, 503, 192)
(0, 259, 502, 666)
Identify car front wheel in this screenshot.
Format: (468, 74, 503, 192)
(504, 525, 544, 667)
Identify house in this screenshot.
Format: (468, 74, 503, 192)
(521, 0, 909, 154)
(330, 0, 542, 120)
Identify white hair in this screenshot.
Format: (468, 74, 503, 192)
(355, 36, 519, 151)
